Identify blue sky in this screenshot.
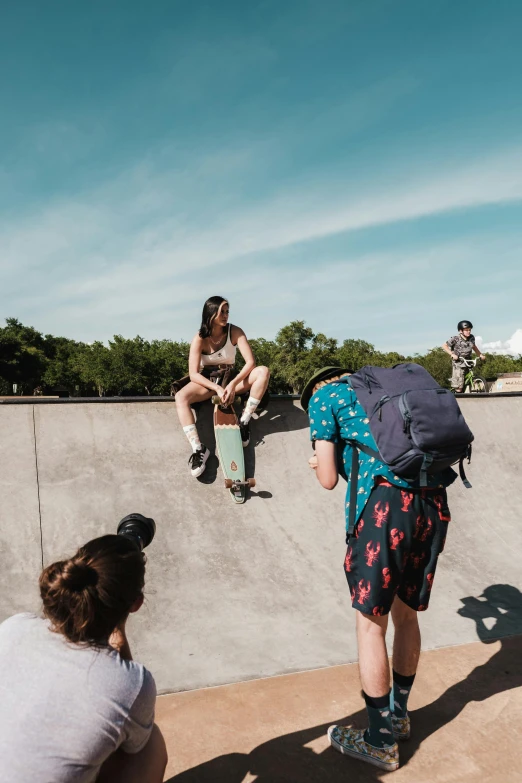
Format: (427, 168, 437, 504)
(1, 0, 521, 355)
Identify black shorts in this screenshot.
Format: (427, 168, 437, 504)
(344, 480, 450, 616)
(200, 366, 238, 383)
(171, 366, 238, 397)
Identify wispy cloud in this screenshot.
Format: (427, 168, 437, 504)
(2, 142, 522, 345)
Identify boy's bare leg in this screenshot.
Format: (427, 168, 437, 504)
(390, 597, 419, 731)
(356, 610, 390, 696)
(391, 597, 421, 676)
(328, 610, 397, 758)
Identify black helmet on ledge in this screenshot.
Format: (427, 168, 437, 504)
(458, 320, 473, 332)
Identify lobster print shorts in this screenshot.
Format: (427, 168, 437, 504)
(344, 480, 451, 616)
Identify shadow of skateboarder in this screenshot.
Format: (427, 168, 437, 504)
(165, 584, 522, 782)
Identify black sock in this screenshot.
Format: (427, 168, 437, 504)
(391, 670, 416, 717)
(363, 691, 394, 747)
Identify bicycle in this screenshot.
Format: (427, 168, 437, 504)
(451, 357, 487, 394)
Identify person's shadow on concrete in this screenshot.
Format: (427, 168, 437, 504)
(165, 584, 522, 782)
(194, 398, 308, 496)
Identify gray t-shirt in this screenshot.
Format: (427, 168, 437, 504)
(447, 333, 476, 359)
(0, 613, 156, 782)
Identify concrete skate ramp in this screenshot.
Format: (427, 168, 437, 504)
(1, 396, 521, 693)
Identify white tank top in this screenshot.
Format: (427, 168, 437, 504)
(200, 325, 237, 369)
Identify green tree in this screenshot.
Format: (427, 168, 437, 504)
(411, 347, 453, 388)
(245, 338, 277, 373)
(147, 339, 190, 395)
(481, 352, 522, 379)
(236, 337, 291, 393)
(272, 321, 315, 393)
(2, 317, 46, 351)
(106, 335, 151, 395)
(42, 336, 85, 394)
(2, 316, 522, 398)
(72, 342, 113, 397)
(336, 338, 379, 370)
(295, 333, 339, 391)
(0, 318, 48, 393)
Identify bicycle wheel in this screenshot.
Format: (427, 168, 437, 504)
(471, 377, 487, 393)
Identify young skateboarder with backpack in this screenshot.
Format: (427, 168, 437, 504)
(301, 364, 473, 772)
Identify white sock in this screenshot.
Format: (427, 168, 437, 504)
(183, 424, 202, 452)
(240, 397, 261, 425)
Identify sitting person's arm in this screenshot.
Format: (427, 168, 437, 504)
(98, 666, 166, 783)
(120, 668, 157, 754)
(188, 335, 223, 394)
(233, 327, 256, 383)
(221, 326, 255, 405)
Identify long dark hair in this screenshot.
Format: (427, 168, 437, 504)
(39, 535, 145, 646)
(199, 295, 228, 339)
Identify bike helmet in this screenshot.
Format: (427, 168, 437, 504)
(458, 320, 473, 331)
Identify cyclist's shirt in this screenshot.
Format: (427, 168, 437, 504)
(447, 333, 475, 360)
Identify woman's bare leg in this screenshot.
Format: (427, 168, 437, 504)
(175, 382, 213, 427)
(175, 382, 215, 473)
(235, 366, 270, 445)
(235, 365, 270, 402)
(97, 724, 168, 783)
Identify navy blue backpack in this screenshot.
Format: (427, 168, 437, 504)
(339, 363, 474, 535)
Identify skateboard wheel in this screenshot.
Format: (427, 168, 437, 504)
(248, 478, 256, 488)
(211, 395, 221, 405)
(225, 479, 233, 489)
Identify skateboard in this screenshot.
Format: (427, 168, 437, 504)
(211, 393, 255, 503)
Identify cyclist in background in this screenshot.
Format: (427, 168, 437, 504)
(443, 320, 485, 392)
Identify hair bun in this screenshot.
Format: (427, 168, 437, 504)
(62, 561, 99, 591)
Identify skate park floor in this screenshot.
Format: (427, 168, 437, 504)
(156, 634, 522, 782)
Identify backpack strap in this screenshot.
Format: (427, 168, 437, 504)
(345, 440, 382, 540)
(353, 441, 380, 460)
(347, 446, 359, 540)
(344, 422, 383, 539)
(419, 454, 433, 487)
(459, 444, 472, 489)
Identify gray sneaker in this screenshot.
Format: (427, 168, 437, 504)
(392, 713, 411, 740)
(327, 725, 399, 771)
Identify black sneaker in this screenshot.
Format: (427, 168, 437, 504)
(188, 446, 210, 477)
(239, 421, 250, 447)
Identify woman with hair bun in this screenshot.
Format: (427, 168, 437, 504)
(174, 295, 270, 477)
(0, 535, 167, 783)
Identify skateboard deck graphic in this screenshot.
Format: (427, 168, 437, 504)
(212, 397, 255, 504)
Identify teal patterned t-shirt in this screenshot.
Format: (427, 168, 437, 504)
(308, 378, 456, 532)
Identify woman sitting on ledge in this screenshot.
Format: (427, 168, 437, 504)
(174, 295, 270, 477)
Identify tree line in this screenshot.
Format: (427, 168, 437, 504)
(1, 317, 521, 397)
